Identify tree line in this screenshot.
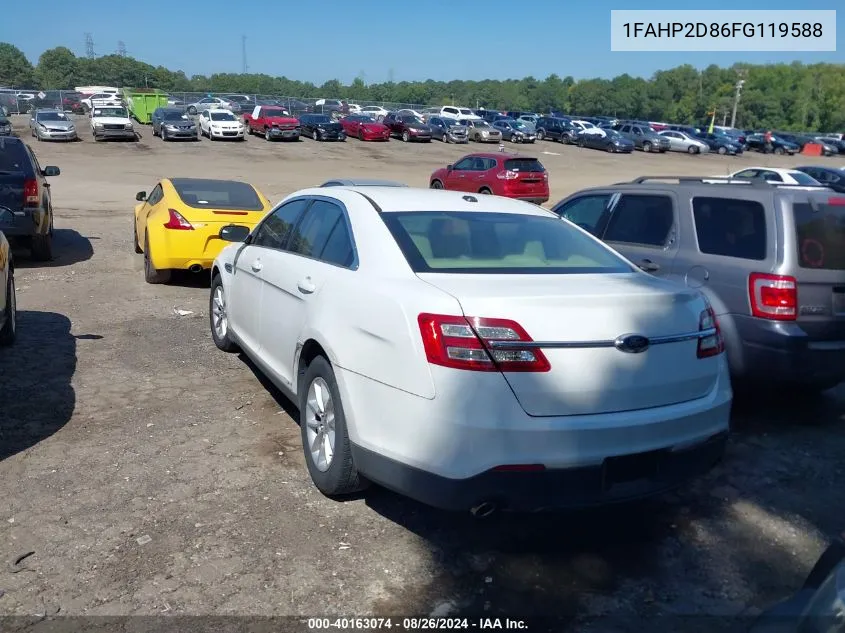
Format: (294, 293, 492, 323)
(1, 42, 843, 132)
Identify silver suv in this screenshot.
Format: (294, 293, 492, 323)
(551, 176, 845, 394)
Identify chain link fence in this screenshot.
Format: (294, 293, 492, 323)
(0, 89, 430, 119)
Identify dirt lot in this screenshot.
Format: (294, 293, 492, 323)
(1, 114, 844, 631)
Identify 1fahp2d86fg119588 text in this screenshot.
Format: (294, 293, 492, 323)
(621, 22, 824, 39)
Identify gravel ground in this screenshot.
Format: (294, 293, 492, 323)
(1, 114, 843, 631)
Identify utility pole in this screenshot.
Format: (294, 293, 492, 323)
(241, 36, 248, 73)
(730, 78, 745, 128)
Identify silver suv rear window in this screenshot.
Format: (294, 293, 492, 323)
(794, 200, 845, 270)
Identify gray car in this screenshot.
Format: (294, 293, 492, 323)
(151, 107, 199, 141)
(613, 122, 670, 152)
(427, 117, 469, 143)
(29, 109, 78, 142)
(492, 119, 537, 143)
(551, 176, 845, 394)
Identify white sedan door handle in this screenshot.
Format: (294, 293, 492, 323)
(297, 278, 316, 294)
(251, 259, 263, 272)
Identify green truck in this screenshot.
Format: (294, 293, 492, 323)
(121, 88, 169, 124)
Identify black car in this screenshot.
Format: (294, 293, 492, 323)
(795, 166, 845, 193)
(746, 133, 800, 155)
(535, 116, 577, 143)
(695, 132, 744, 155)
(298, 114, 345, 141)
(151, 107, 199, 141)
(576, 129, 634, 153)
(0, 136, 60, 260)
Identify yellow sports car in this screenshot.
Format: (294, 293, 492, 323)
(133, 178, 272, 283)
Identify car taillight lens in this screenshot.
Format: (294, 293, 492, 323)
(163, 208, 194, 230)
(543, 172, 548, 181)
(417, 313, 550, 372)
(748, 273, 797, 321)
(828, 197, 845, 206)
(497, 170, 519, 180)
(697, 306, 724, 358)
(23, 178, 38, 207)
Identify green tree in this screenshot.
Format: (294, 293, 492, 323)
(0, 43, 35, 87)
(36, 47, 79, 89)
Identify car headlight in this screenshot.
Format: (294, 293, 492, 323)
(94, 122, 104, 128)
(124, 123, 133, 130)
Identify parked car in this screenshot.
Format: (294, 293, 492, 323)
(577, 129, 634, 153)
(751, 529, 845, 632)
(492, 119, 537, 143)
(90, 106, 136, 141)
(551, 176, 845, 393)
(313, 99, 343, 117)
(383, 113, 432, 142)
(359, 105, 390, 121)
(570, 120, 603, 136)
(198, 109, 246, 141)
(320, 179, 407, 187)
(397, 109, 426, 120)
(696, 132, 744, 155)
(133, 178, 271, 284)
(29, 109, 78, 142)
(815, 136, 845, 154)
(0, 230, 14, 346)
(151, 107, 199, 141)
(795, 166, 845, 192)
(516, 114, 539, 130)
(612, 122, 670, 152)
(243, 105, 301, 141)
(222, 94, 255, 112)
(185, 97, 236, 116)
(81, 92, 122, 111)
(429, 153, 549, 204)
(207, 185, 730, 512)
(339, 115, 390, 141)
(535, 116, 577, 143)
(658, 130, 709, 154)
(299, 113, 346, 141)
(0, 114, 11, 136)
(427, 117, 469, 144)
(0, 136, 60, 260)
(721, 167, 822, 187)
(745, 133, 799, 155)
(460, 119, 502, 143)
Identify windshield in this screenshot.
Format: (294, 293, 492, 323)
(605, 130, 622, 139)
(161, 111, 186, 121)
(312, 115, 331, 123)
(37, 112, 69, 121)
(210, 112, 237, 121)
(171, 179, 263, 211)
(401, 115, 423, 124)
(357, 116, 375, 123)
(789, 171, 822, 185)
(93, 107, 127, 118)
(474, 121, 490, 128)
(793, 201, 845, 270)
(263, 109, 288, 118)
(382, 211, 631, 274)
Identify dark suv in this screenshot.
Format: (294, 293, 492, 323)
(612, 122, 670, 152)
(0, 136, 60, 260)
(551, 176, 845, 394)
(535, 117, 577, 143)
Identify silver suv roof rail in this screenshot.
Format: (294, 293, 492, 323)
(625, 176, 829, 189)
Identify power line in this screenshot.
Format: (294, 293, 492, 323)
(241, 35, 248, 74)
(117, 41, 127, 57)
(84, 33, 96, 58)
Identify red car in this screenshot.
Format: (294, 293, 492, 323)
(340, 114, 390, 141)
(429, 153, 549, 204)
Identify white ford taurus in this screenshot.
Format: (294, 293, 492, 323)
(209, 186, 732, 514)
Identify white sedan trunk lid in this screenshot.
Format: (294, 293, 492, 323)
(418, 272, 718, 417)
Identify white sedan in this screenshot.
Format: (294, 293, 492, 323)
(718, 167, 823, 186)
(208, 187, 731, 514)
(359, 106, 390, 121)
(198, 109, 246, 140)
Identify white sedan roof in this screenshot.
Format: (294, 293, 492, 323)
(731, 167, 803, 177)
(205, 108, 236, 114)
(284, 186, 556, 216)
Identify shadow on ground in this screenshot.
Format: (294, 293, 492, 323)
(0, 311, 77, 460)
(12, 229, 94, 268)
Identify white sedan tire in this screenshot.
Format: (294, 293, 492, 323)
(299, 355, 368, 497)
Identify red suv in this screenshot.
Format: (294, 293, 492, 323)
(429, 153, 549, 204)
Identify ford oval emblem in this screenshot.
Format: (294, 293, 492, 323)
(614, 334, 650, 354)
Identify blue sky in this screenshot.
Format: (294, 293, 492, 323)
(0, 0, 841, 84)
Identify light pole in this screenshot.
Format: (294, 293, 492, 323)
(730, 79, 744, 128)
